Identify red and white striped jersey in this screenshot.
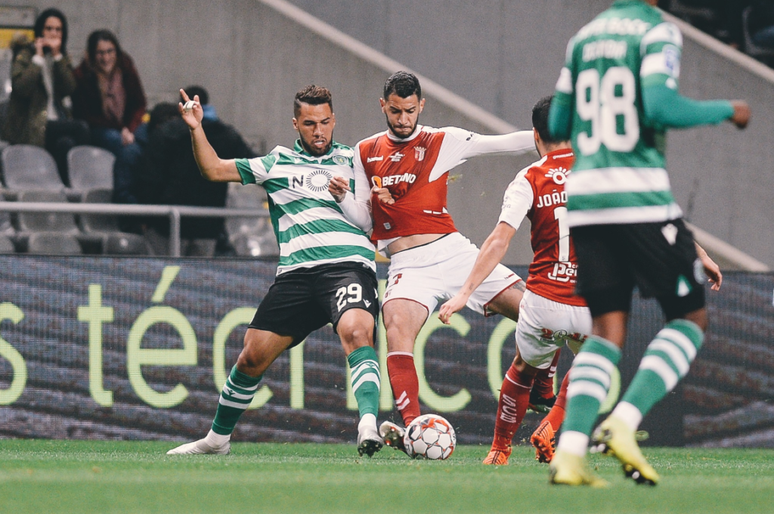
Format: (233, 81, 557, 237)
(498, 149, 586, 306)
(354, 125, 535, 247)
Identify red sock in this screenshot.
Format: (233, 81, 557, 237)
(543, 372, 570, 431)
(532, 349, 561, 400)
(387, 353, 421, 426)
(492, 364, 534, 450)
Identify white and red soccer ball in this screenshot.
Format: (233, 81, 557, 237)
(403, 414, 456, 460)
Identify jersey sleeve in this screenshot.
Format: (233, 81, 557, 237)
(235, 153, 274, 185)
(549, 38, 576, 141)
(497, 167, 533, 233)
(336, 143, 374, 232)
(640, 22, 734, 128)
(429, 127, 535, 181)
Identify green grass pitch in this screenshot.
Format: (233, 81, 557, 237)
(0, 440, 772, 513)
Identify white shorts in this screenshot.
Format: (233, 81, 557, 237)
(383, 232, 522, 317)
(516, 289, 592, 369)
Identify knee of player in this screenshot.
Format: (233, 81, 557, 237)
(337, 321, 373, 349)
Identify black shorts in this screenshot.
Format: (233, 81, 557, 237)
(571, 219, 706, 319)
(249, 263, 379, 347)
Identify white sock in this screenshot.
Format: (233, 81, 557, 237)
(204, 429, 231, 447)
(611, 402, 643, 432)
(556, 431, 589, 457)
(358, 413, 377, 432)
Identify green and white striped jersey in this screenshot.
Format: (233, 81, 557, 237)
(235, 140, 375, 275)
(554, 0, 684, 226)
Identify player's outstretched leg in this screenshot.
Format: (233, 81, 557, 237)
(167, 365, 262, 455)
(531, 372, 569, 463)
(593, 319, 704, 485)
(549, 337, 620, 485)
(483, 363, 534, 465)
(349, 346, 383, 457)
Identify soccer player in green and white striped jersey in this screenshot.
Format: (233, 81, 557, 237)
(167, 85, 384, 457)
(547, 0, 749, 486)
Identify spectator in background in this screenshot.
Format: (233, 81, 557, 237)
(137, 86, 256, 256)
(112, 101, 178, 234)
(1, 8, 89, 185)
(748, 1, 774, 50)
(72, 29, 147, 157)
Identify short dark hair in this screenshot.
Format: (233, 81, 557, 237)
(183, 85, 209, 105)
(147, 102, 179, 133)
(383, 71, 421, 100)
(532, 95, 559, 144)
(86, 29, 123, 68)
(35, 8, 68, 54)
(294, 85, 332, 117)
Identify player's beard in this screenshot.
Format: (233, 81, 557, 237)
(299, 133, 333, 157)
(386, 116, 418, 140)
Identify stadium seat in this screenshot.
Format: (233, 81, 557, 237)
(26, 232, 82, 255)
(80, 188, 150, 255)
(67, 145, 115, 195)
(1, 144, 65, 192)
(0, 234, 14, 253)
(225, 183, 278, 257)
(15, 189, 79, 235)
(0, 209, 13, 237)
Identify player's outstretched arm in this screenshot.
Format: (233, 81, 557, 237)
(438, 221, 516, 324)
(179, 89, 240, 183)
(695, 242, 722, 291)
(642, 84, 749, 131)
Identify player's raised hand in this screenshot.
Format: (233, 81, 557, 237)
(179, 89, 203, 130)
(730, 100, 750, 129)
(328, 175, 350, 203)
(438, 294, 467, 325)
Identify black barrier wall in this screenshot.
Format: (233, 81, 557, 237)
(0, 256, 772, 447)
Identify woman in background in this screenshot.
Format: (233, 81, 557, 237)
(72, 29, 146, 157)
(2, 8, 89, 184)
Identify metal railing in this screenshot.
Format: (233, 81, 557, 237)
(0, 201, 270, 257)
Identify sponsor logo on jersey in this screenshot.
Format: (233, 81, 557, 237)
(546, 166, 570, 185)
(390, 152, 404, 162)
(304, 169, 333, 192)
(367, 156, 384, 163)
(381, 173, 417, 186)
(371, 176, 383, 188)
(548, 261, 578, 283)
(414, 146, 426, 161)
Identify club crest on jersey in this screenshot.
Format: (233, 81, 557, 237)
(390, 152, 404, 162)
(546, 166, 570, 185)
(303, 169, 333, 192)
(333, 155, 349, 166)
(414, 146, 426, 161)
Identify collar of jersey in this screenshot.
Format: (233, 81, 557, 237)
(386, 125, 424, 143)
(293, 139, 339, 159)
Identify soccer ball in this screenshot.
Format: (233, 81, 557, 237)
(403, 414, 456, 460)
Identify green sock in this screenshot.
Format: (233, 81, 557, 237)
(621, 319, 703, 417)
(347, 346, 380, 418)
(562, 336, 621, 437)
(211, 365, 262, 436)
